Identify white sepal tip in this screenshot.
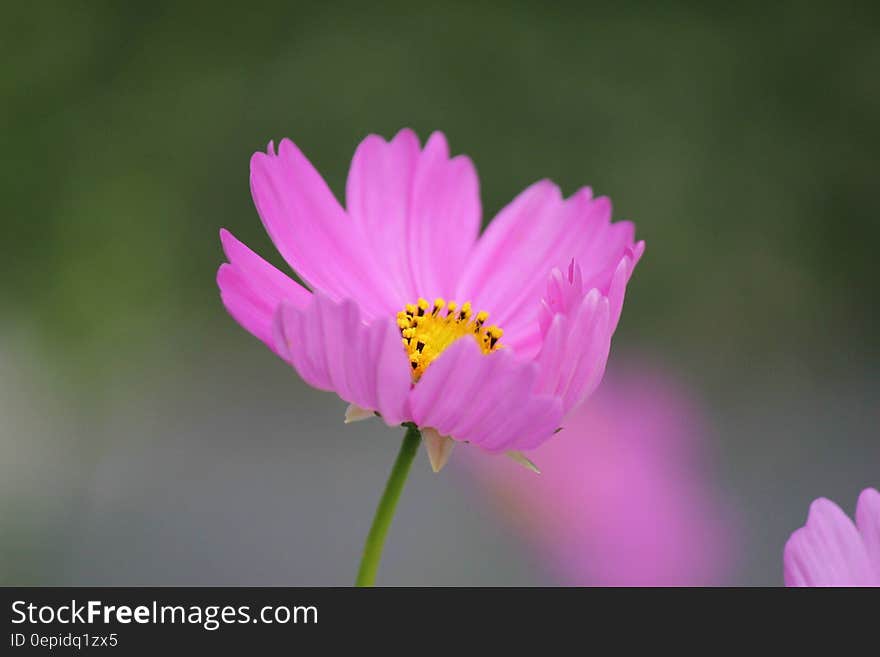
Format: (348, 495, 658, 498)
(506, 450, 541, 474)
(344, 404, 374, 424)
(422, 427, 455, 473)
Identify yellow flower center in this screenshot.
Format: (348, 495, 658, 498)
(397, 298, 504, 381)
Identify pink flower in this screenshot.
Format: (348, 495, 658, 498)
(784, 488, 880, 586)
(457, 366, 736, 585)
(217, 129, 643, 458)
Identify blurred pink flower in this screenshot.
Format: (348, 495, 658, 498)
(217, 129, 643, 456)
(457, 366, 736, 585)
(784, 488, 880, 586)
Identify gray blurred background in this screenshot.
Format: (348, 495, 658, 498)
(1, 1, 878, 585)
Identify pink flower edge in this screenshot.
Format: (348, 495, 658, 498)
(783, 488, 880, 586)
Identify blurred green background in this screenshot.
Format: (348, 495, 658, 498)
(2, 1, 877, 585)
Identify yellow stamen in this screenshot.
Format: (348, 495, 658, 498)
(397, 298, 504, 381)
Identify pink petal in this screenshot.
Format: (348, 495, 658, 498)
(454, 180, 565, 333)
(273, 293, 411, 426)
(606, 241, 646, 333)
(578, 215, 638, 290)
(407, 132, 481, 301)
(533, 288, 612, 417)
(456, 181, 637, 348)
(346, 129, 421, 304)
(346, 129, 481, 306)
(409, 338, 563, 453)
(855, 488, 880, 574)
(218, 264, 276, 351)
(220, 229, 312, 307)
(250, 139, 395, 318)
(217, 229, 311, 353)
(783, 497, 878, 586)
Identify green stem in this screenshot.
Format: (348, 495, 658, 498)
(355, 424, 421, 587)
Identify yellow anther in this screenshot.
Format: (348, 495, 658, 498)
(396, 298, 504, 381)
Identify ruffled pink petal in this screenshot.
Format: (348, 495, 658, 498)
(533, 287, 612, 417)
(605, 241, 646, 333)
(250, 139, 394, 318)
(217, 229, 311, 353)
(346, 129, 481, 306)
(537, 260, 587, 337)
(409, 338, 563, 453)
(273, 293, 411, 426)
(783, 497, 879, 586)
(456, 181, 637, 348)
(507, 247, 644, 359)
(855, 488, 880, 574)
